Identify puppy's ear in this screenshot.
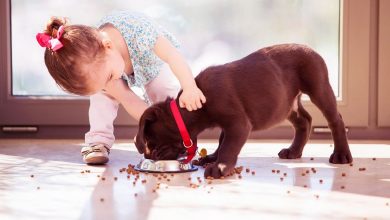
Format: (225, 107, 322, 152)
(134, 108, 158, 154)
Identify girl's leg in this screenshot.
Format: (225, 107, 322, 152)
(85, 92, 119, 148)
(145, 63, 180, 103)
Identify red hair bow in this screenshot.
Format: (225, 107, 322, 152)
(36, 25, 64, 51)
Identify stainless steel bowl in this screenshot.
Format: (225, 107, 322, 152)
(134, 159, 198, 173)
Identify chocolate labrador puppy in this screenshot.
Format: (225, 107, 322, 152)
(135, 44, 352, 178)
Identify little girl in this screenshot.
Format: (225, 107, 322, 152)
(36, 11, 206, 164)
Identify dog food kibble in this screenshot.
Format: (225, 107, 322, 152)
(246, 168, 250, 173)
(251, 171, 255, 175)
(188, 177, 191, 181)
(276, 170, 280, 174)
(386, 202, 389, 206)
(238, 175, 242, 179)
(100, 198, 104, 202)
(315, 195, 319, 199)
(37, 186, 40, 190)
(127, 175, 130, 179)
(349, 163, 353, 167)
(114, 177, 118, 181)
(280, 177, 284, 181)
(372, 158, 376, 161)
(199, 148, 207, 158)
(341, 186, 345, 189)
(359, 168, 366, 171)
(272, 170, 276, 173)
(319, 179, 323, 184)
(134, 193, 138, 197)
(283, 173, 287, 177)
(287, 190, 290, 194)
(310, 157, 314, 160)
(101, 177, 105, 181)
(301, 173, 306, 176)
(30, 175, 34, 178)
(306, 170, 310, 174)
(304, 185, 307, 188)
(141, 180, 147, 184)
(342, 173, 346, 177)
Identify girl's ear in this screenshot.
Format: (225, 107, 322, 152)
(102, 39, 113, 49)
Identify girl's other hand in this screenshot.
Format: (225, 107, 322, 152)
(179, 86, 206, 111)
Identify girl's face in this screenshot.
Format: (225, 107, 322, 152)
(85, 46, 125, 95)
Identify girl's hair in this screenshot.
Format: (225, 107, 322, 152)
(43, 16, 105, 95)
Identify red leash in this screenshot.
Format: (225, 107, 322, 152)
(169, 100, 197, 164)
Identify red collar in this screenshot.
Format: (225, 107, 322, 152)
(169, 100, 197, 164)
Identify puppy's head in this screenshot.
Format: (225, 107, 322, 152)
(135, 98, 187, 160)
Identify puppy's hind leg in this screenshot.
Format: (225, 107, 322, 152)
(278, 95, 312, 159)
(309, 85, 352, 164)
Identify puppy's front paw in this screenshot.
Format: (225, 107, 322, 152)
(204, 162, 234, 179)
(329, 151, 353, 164)
(278, 148, 302, 159)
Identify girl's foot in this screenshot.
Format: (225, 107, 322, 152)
(81, 144, 110, 164)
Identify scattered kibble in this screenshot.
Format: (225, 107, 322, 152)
(30, 175, 34, 178)
(251, 171, 255, 175)
(114, 177, 118, 181)
(319, 179, 323, 184)
(349, 163, 353, 167)
(315, 195, 319, 199)
(359, 168, 366, 171)
(37, 186, 40, 190)
(283, 173, 287, 177)
(100, 198, 104, 202)
(276, 170, 280, 174)
(280, 177, 284, 181)
(301, 173, 306, 176)
(272, 169, 276, 173)
(310, 157, 314, 161)
(101, 177, 105, 181)
(287, 190, 291, 194)
(246, 168, 250, 173)
(304, 185, 308, 188)
(238, 175, 242, 179)
(341, 186, 345, 189)
(342, 173, 346, 177)
(372, 158, 376, 161)
(134, 193, 138, 197)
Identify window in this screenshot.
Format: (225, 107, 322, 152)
(11, 0, 340, 97)
(1, 0, 381, 138)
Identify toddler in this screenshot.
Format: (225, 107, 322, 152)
(36, 11, 206, 164)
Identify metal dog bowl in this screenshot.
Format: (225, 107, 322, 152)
(134, 159, 198, 173)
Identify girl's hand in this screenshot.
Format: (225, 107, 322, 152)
(179, 85, 206, 111)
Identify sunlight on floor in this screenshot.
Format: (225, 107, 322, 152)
(0, 139, 389, 220)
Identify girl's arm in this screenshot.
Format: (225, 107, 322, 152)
(104, 78, 148, 121)
(153, 36, 206, 111)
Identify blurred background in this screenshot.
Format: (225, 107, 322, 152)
(11, 0, 340, 96)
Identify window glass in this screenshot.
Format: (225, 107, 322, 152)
(11, 0, 339, 96)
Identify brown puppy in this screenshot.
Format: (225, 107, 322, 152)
(135, 44, 352, 178)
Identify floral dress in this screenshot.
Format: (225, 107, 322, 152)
(98, 11, 180, 102)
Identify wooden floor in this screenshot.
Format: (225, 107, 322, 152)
(0, 139, 390, 220)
